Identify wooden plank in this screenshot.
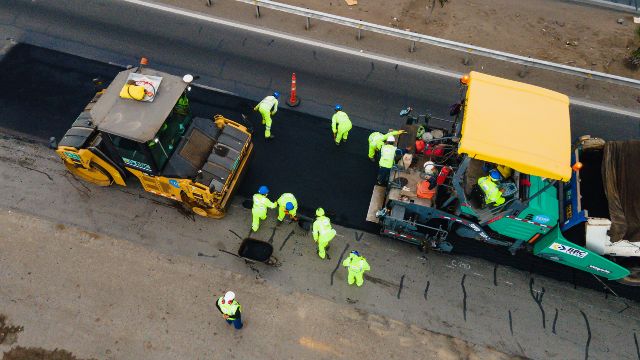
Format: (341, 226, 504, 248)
(366, 185, 386, 222)
(345, 0, 358, 6)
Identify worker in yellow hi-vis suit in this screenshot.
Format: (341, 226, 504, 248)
(478, 170, 506, 206)
(342, 250, 370, 286)
(253, 92, 280, 139)
(331, 104, 352, 145)
(276, 193, 298, 223)
(252, 185, 277, 232)
(312, 208, 337, 259)
(368, 129, 405, 160)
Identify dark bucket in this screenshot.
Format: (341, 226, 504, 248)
(238, 238, 273, 262)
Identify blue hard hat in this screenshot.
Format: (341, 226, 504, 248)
(334, 104, 342, 111)
(489, 169, 502, 181)
(273, 91, 280, 99)
(285, 202, 294, 211)
(258, 185, 269, 194)
(351, 250, 360, 256)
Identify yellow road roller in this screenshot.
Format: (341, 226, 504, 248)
(55, 63, 253, 218)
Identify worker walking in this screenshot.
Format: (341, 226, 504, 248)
(216, 291, 243, 329)
(331, 105, 352, 145)
(276, 192, 298, 223)
(377, 136, 398, 185)
(368, 129, 404, 161)
(342, 250, 370, 287)
(312, 208, 337, 259)
(478, 169, 506, 206)
(252, 185, 277, 232)
(253, 91, 280, 139)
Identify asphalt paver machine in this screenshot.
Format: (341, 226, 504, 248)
(369, 71, 640, 283)
(56, 62, 253, 218)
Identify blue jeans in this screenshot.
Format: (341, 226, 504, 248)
(225, 315, 243, 329)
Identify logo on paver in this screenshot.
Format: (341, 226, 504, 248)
(533, 215, 551, 224)
(549, 242, 587, 258)
(588, 265, 611, 274)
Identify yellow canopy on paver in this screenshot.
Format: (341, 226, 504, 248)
(458, 71, 572, 181)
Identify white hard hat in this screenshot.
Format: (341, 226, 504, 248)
(224, 291, 235, 302)
(422, 132, 434, 141)
(424, 161, 436, 173)
(183, 74, 194, 83)
(387, 135, 396, 143)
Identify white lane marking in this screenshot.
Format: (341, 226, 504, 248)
(120, 0, 460, 78)
(121, 0, 640, 118)
(571, 98, 640, 119)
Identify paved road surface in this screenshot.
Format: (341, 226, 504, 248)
(1, 0, 639, 138)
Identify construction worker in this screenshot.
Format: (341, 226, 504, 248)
(312, 208, 337, 259)
(254, 91, 280, 139)
(342, 250, 370, 287)
(252, 185, 277, 232)
(276, 192, 298, 223)
(478, 169, 506, 206)
(331, 105, 352, 145)
(377, 136, 397, 185)
(216, 291, 243, 329)
(368, 129, 404, 160)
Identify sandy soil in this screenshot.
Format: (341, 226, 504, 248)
(0, 209, 522, 360)
(280, 0, 640, 79)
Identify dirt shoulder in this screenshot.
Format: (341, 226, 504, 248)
(0, 209, 521, 359)
(278, 0, 640, 80)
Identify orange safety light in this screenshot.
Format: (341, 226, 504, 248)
(572, 162, 583, 172)
(460, 74, 470, 85)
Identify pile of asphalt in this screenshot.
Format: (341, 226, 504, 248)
(2, 43, 639, 301)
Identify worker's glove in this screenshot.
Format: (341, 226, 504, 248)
(253, 106, 258, 111)
(271, 111, 276, 116)
(399, 130, 407, 134)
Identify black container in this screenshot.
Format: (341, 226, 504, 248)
(238, 238, 273, 262)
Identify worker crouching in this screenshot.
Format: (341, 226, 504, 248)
(313, 208, 337, 259)
(276, 192, 298, 223)
(254, 91, 280, 139)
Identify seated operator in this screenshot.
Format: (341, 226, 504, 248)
(477, 169, 506, 206)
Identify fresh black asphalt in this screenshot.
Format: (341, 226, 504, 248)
(2, 43, 640, 300)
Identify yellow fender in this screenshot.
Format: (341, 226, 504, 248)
(56, 146, 125, 186)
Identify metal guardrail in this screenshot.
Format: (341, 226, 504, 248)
(232, 0, 640, 89)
